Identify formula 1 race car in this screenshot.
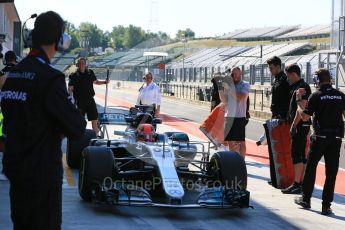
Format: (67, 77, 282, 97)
(77, 105, 250, 209)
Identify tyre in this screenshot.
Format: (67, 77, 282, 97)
(208, 151, 247, 190)
(78, 146, 114, 202)
(66, 129, 96, 168)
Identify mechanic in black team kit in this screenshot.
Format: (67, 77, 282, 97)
(294, 68, 345, 216)
(68, 57, 109, 136)
(1, 50, 18, 73)
(281, 64, 311, 194)
(264, 56, 293, 185)
(267, 56, 291, 119)
(257, 56, 291, 147)
(1, 11, 86, 229)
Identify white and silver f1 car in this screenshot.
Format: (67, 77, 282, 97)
(76, 105, 250, 209)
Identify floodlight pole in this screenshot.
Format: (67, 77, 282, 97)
(336, 16, 345, 89)
(182, 34, 187, 82)
(104, 67, 110, 113)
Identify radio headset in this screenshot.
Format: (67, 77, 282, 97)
(22, 13, 71, 50)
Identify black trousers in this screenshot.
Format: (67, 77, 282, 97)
(9, 186, 62, 230)
(302, 136, 341, 206)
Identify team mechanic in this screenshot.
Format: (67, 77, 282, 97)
(281, 64, 311, 194)
(0, 71, 5, 151)
(294, 68, 345, 216)
(1, 11, 86, 229)
(267, 56, 292, 119)
(68, 57, 109, 136)
(2, 51, 18, 73)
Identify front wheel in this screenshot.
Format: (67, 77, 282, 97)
(78, 146, 114, 202)
(66, 129, 96, 168)
(208, 151, 247, 190)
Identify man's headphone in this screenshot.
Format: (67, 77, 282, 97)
(22, 13, 71, 50)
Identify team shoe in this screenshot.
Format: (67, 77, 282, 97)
(281, 182, 301, 194)
(294, 196, 311, 209)
(321, 206, 333, 216)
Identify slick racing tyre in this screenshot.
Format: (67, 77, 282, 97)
(66, 129, 96, 168)
(78, 146, 114, 202)
(208, 151, 247, 190)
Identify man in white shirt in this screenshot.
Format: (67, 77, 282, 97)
(137, 72, 161, 116)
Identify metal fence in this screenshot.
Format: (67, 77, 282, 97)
(158, 82, 271, 111)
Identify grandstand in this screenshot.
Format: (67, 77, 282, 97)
(219, 26, 299, 41)
(275, 25, 331, 41)
(89, 48, 183, 69)
(219, 25, 330, 41)
(166, 42, 315, 84)
(194, 47, 252, 67)
(219, 29, 249, 40)
(169, 43, 311, 70)
(51, 52, 78, 72)
(86, 48, 184, 81)
(88, 52, 129, 67)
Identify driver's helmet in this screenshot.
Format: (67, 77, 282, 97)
(136, 124, 155, 142)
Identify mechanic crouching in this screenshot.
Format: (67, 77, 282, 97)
(294, 68, 345, 216)
(0, 11, 86, 229)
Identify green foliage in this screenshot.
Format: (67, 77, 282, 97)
(123, 25, 146, 48)
(176, 28, 195, 40)
(109, 25, 171, 50)
(62, 22, 173, 52)
(109, 25, 126, 49)
(78, 22, 104, 48)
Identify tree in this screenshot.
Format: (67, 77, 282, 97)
(109, 25, 126, 50)
(62, 21, 174, 53)
(157, 31, 170, 41)
(78, 22, 103, 49)
(176, 28, 195, 40)
(123, 25, 145, 49)
(101, 31, 111, 49)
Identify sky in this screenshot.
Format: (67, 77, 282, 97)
(14, 0, 333, 37)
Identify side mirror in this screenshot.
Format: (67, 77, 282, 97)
(114, 130, 126, 136)
(170, 132, 189, 142)
(153, 118, 162, 124)
(125, 116, 135, 123)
